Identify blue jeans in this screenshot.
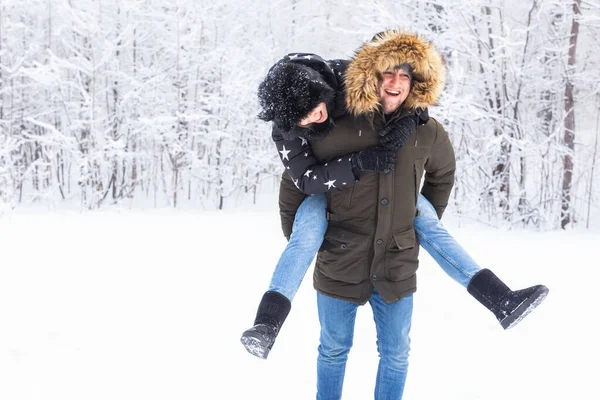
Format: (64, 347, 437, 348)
(268, 192, 481, 300)
(316, 290, 413, 400)
(413, 193, 481, 287)
(268, 193, 482, 398)
(268, 193, 328, 300)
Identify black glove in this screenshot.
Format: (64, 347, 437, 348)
(378, 114, 417, 151)
(350, 146, 396, 175)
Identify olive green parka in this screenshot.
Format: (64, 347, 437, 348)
(279, 31, 455, 305)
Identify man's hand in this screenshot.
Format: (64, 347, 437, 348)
(378, 115, 417, 151)
(350, 146, 396, 174)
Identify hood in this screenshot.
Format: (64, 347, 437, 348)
(344, 30, 446, 116)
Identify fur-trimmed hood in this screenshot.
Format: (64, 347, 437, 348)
(345, 30, 446, 116)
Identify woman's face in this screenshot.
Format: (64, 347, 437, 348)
(298, 102, 328, 127)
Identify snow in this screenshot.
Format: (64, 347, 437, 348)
(0, 200, 598, 400)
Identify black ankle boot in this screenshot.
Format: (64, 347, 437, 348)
(240, 291, 291, 359)
(467, 269, 549, 330)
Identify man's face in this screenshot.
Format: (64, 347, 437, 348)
(298, 102, 328, 127)
(378, 68, 411, 114)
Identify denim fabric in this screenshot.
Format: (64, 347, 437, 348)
(414, 194, 481, 287)
(268, 193, 328, 300)
(316, 290, 413, 400)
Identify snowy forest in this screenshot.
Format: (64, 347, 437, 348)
(0, 0, 598, 230)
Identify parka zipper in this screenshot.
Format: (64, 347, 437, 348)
(413, 163, 419, 203)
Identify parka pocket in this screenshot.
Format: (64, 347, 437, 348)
(328, 184, 356, 210)
(392, 227, 416, 250)
(385, 227, 419, 282)
(317, 225, 370, 284)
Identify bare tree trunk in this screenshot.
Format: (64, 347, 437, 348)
(484, 6, 510, 216)
(216, 137, 224, 210)
(587, 98, 599, 228)
(174, 167, 179, 207)
(291, 0, 297, 42)
(561, 0, 580, 229)
(130, 26, 138, 196)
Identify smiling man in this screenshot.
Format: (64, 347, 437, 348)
(277, 30, 455, 399)
(379, 64, 413, 113)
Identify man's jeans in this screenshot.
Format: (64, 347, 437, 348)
(268, 192, 481, 300)
(316, 290, 413, 400)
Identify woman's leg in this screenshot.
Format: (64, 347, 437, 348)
(242, 193, 328, 359)
(414, 194, 549, 329)
(268, 193, 328, 300)
(413, 193, 480, 288)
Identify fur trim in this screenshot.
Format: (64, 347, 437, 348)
(345, 30, 446, 116)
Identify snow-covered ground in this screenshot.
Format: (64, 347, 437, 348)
(0, 200, 598, 400)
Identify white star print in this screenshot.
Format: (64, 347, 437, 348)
(304, 55, 312, 60)
(304, 169, 313, 178)
(342, 182, 347, 185)
(313, 175, 318, 180)
(293, 178, 299, 188)
(286, 166, 290, 169)
(304, 153, 308, 157)
(279, 145, 291, 161)
(300, 137, 308, 146)
(324, 163, 328, 167)
(324, 180, 336, 190)
(289, 54, 299, 59)
(337, 158, 342, 162)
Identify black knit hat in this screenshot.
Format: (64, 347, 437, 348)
(257, 61, 336, 132)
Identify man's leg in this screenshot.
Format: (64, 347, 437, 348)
(241, 193, 328, 359)
(370, 290, 413, 400)
(414, 193, 480, 287)
(269, 193, 328, 300)
(316, 292, 358, 400)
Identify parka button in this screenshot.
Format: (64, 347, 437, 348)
(371, 274, 377, 281)
(381, 199, 388, 205)
(376, 239, 383, 245)
(340, 244, 347, 249)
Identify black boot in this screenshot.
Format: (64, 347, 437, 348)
(240, 291, 291, 359)
(467, 269, 549, 330)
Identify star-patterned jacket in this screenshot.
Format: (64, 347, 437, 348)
(271, 54, 357, 195)
(273, 126, 357, 194)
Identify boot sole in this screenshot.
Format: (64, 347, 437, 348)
(501, 286, 549, 330)
(240, 332, 271, 360)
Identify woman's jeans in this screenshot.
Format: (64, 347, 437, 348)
(268, 193, 481, 300)
(268, 193, 328, 300)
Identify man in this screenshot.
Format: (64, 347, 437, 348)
(278, 30, 454, 399)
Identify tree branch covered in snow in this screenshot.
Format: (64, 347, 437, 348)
(0, 0, 598, 228)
